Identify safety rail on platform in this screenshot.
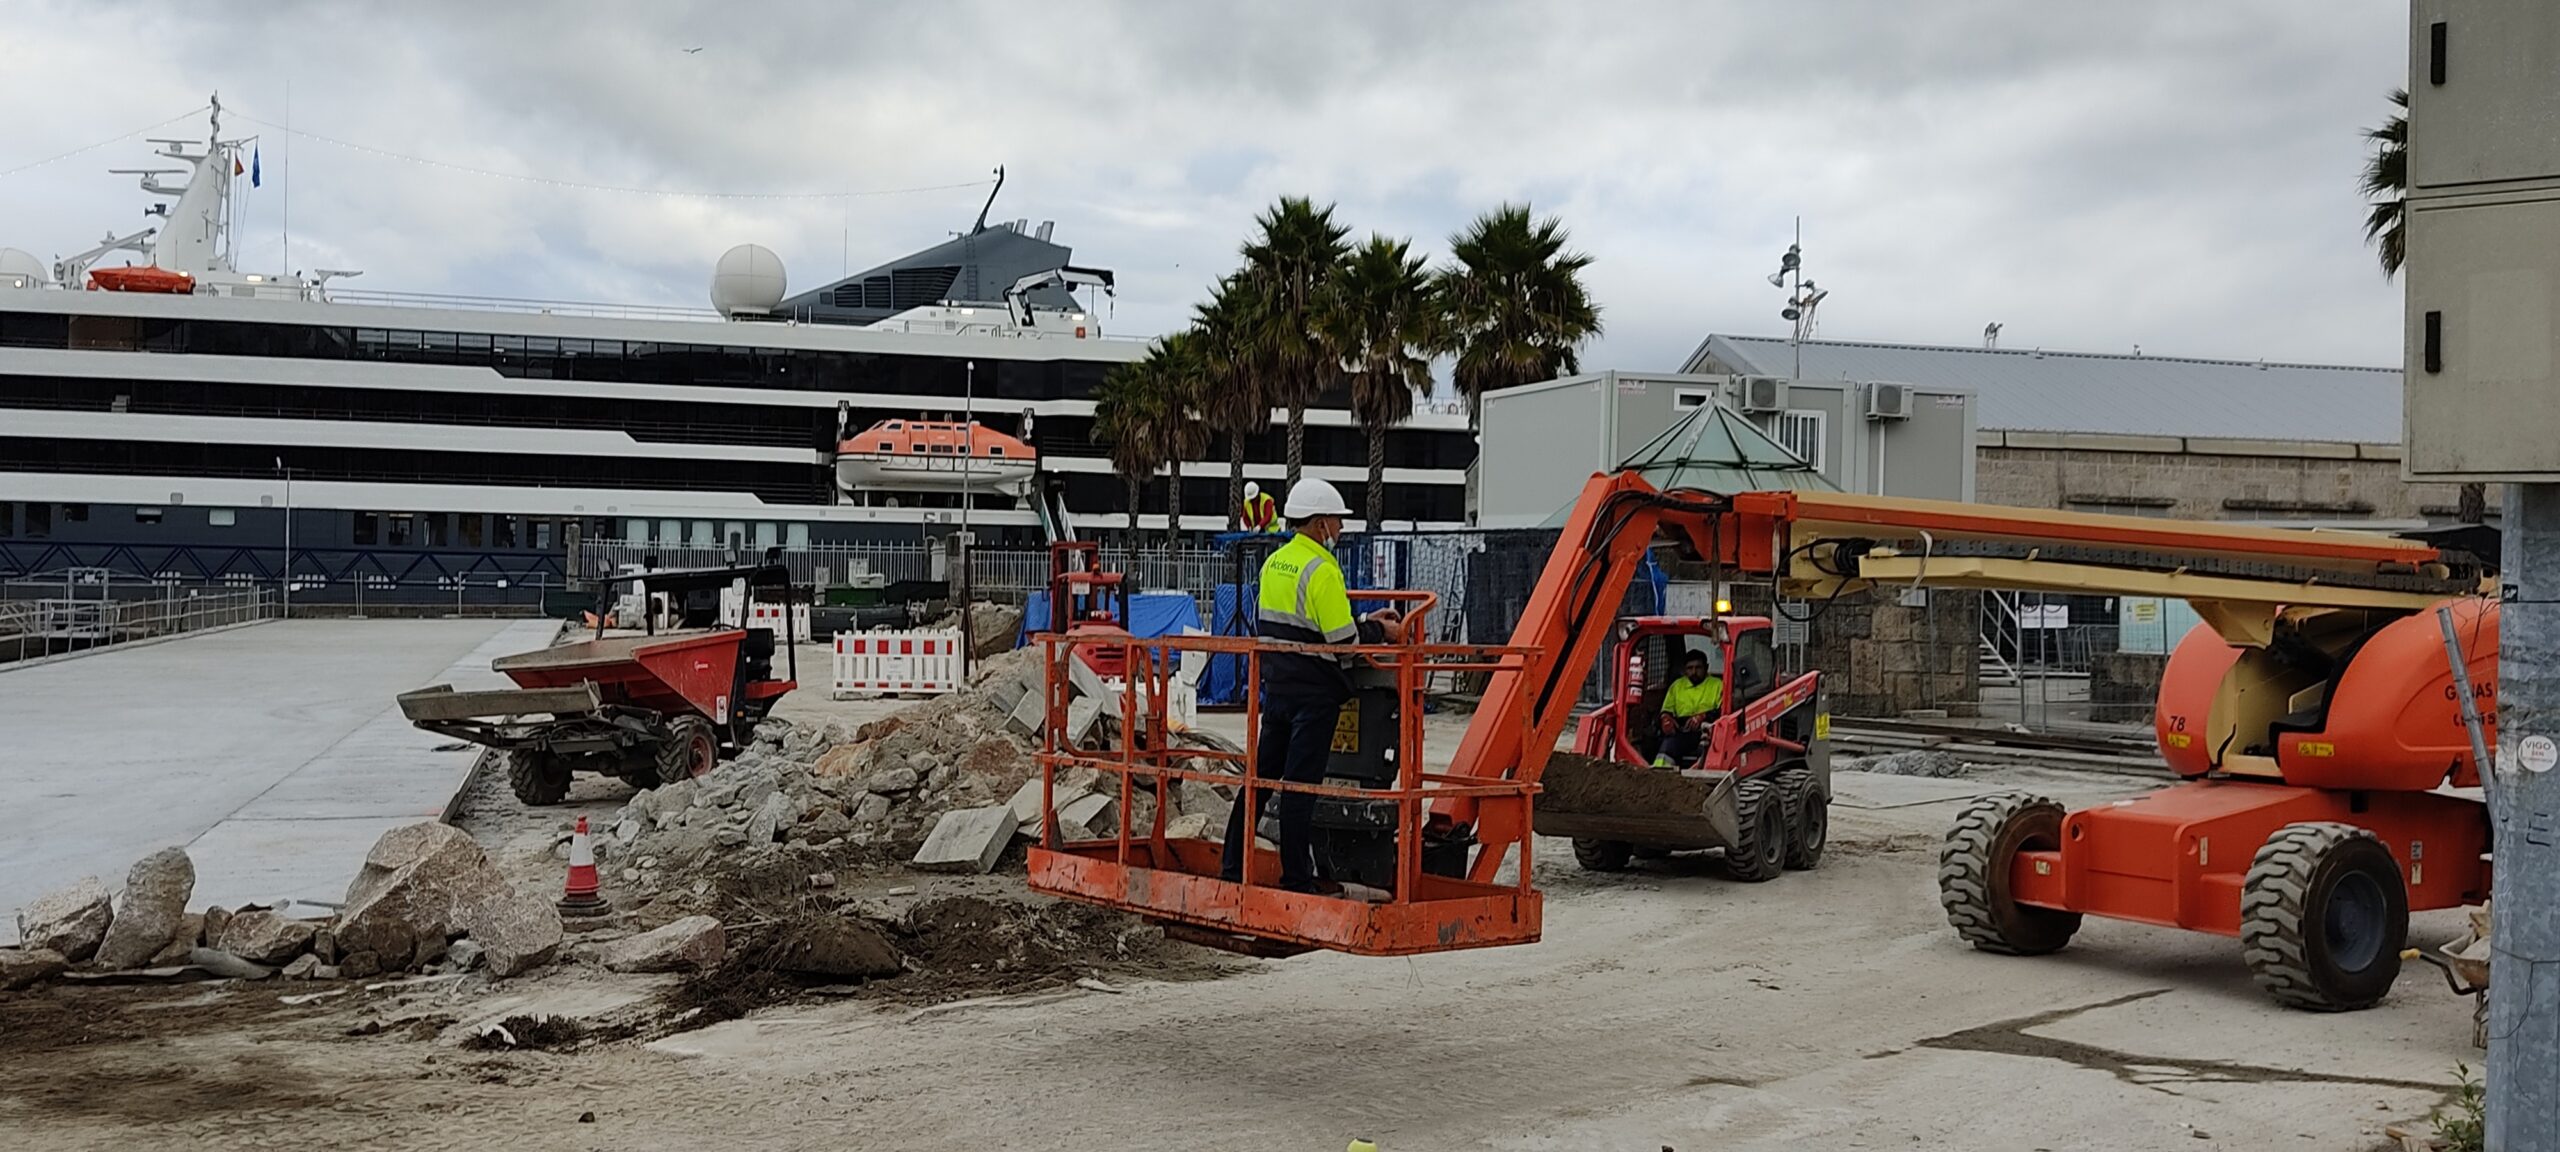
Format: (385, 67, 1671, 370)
(1024, 590, 1549, 957)
(0, 586, 278, 668)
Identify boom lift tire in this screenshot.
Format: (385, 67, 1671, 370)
(2240, 822, 2408, 1011)
(1572, 838, 1635, 873)
(1941, 793, 2081, 955)
(655, 715, 720, 785)
(506, 748, 571, 806)
(1778, 764, 1826, 870)
(1725, 778, 1788, 882)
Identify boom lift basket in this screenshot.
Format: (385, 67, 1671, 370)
(1024, 592, 1547, 956)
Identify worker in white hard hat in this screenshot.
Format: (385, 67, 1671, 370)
(1223, 478, 1404, 893)
(1241, 480, 1281, 535)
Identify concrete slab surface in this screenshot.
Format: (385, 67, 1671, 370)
(0, 618, 557, 936)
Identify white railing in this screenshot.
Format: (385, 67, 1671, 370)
(0, 587, 278, 667)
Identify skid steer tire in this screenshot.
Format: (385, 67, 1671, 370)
(1572, 839, 1635, 873)
(505, 749, 571, 807)
(1777, 765, 1826, 871)
(1940, 792, 2080, 955)
(2240, 822, 2407, 1012)
(1725, 778, 1787, 883)
(655, 715, 719, 785)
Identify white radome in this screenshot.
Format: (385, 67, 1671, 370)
(709, 244, 786, 317)
(0, 247, 48, 289)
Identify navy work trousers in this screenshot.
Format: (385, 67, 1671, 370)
(1220, 690, 1342, 891)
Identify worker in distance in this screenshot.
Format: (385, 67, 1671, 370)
(1653, 649, 1724, 768)
(1223, 478, 1403, 895)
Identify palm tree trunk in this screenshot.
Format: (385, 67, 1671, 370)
(1226, 432, 1246, 531)
(2459, 482, 2488, 524)
(1287, 405, 1306, 486)
(1366, 423, 1386, 529)
(1466, 386, 1482, 433)
(1165, 459, 1185, 556)
(1125, 474, 1142, 545)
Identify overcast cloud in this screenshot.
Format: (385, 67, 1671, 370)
(1, 1, 2409, 370)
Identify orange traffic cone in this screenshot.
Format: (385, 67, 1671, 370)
(557, 815, 611, 917)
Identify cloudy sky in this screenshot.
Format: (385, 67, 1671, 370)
(3, 1, 2409, 370)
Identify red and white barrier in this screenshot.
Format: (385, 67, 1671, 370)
(832, 628, 964, 699)
(718, 587, 811, 636)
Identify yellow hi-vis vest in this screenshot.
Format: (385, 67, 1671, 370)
(1665, 674, 1724, 718)
(1257, 532, 1361, 697)
(1244, 491, 1280, 533)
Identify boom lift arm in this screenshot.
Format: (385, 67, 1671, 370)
(1442, 471, 2481, 885)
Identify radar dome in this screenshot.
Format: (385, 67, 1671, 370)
(710, 244, 786, 317)
(0, 248, 47, 289)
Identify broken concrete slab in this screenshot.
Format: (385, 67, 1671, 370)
(1067, 697, 1103, 745)
(95, 847, 195, 970)
(598, 915, 726, 974)
(1006, 689, 1046, 737)
(1163, 812, 1221, 841)
(745, 791, 797, 844)
(216, 909, 319, 966)
(1056, 792, 1119, 839)
(188, 947, 275, 980)
(280, 954, 326, 980)
(18, 876, 112, 963)
(911, 806, 1019, 874)
(471, 891, 565, 978)
(0, 947, 68, 990)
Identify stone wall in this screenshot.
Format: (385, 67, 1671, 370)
(1975, 433, 2492, 523)
(2091, 651, 2170, 725)
(1727, 584, 1980, 719)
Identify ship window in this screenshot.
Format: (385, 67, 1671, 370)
(723, 522, 745, 550)
(460, 515, 484, 548)
(64, 504, 88, 522)
(353, 512, 378, 545)
(493, 334, 525, 354)
(877, 441, 893, 451)
(459, 333, 491, 356)
(624, 519, 648, 545)
(755, 522, 779, 548)
(786, 523, 810, 549)
(494, 516, 518, 548)
(208, 508, 235, 527)
(533, 519, 556, 550)
(659, 519, 680, 544)
(0, 503, 11, 536)
(134, 507, 163, 524)
(386, 514, 415, 546)
(692, 520, 713, 544)
(26, 503, 50, 537)
(887, 422, 903, 430)
(423, 514, 448, 547)
(863, 276, 891, 310)
(988, 446, 1005, 457)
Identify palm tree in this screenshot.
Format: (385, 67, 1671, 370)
(1435, 203, 1603, 430)
(1191, 277, 1267, 530)
(1091, 359, 1164, 546)
(2362, 88, 2407, 278)
(1240, 197, 1350, 486)
(1150, 329, 1217, 554)
(2363, 88, 2482, 521)
(1316, 234, 1438, 528)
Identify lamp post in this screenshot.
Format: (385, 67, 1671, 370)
(275, 456, 292, 619)
(959, 361, 975, 672)
(1766, 217, 1829, 380)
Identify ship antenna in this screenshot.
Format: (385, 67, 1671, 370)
(969, 165, 1004, 235)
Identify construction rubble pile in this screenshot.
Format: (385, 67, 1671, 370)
(4, 822, 572, 992)
(601, 645, 1240, 893)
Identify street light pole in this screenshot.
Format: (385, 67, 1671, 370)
(959, 361, 975, 672)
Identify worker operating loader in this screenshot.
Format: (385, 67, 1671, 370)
(1653, 649, 1723, 767)
(1222, 478, 1404, 894)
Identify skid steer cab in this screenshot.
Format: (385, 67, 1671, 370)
(1535, 615, 1831, 880)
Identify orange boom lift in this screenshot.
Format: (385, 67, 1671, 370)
(1027, 471, 2493, 1008)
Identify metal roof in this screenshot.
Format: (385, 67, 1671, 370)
(1688, 334, 2401, 444)
(1538, 402, 1836, 527)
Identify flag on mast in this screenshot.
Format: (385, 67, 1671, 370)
(251, 146, 261, 188)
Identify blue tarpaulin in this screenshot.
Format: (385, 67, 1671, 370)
(1203, 583, 1252, 705)
(1016, 590, 1207, 650)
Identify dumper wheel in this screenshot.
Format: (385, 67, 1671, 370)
(1572, 839, 1634, 872)
(655, 716, 719, 785)
(1778, 765, 1826, 870)
(1725, 778, 1787, 883)
(505, 749, 571, 806)
(1941, 793, 2080, 955)
(2241, 822, 2407, 1012)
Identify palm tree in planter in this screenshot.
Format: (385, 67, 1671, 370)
(1316, 234, 1439, 529)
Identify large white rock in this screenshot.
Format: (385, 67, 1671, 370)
(598, 915, 726, 973)
(216, 909, 319, 966)
(17, 876, 112, 963)
(94, 848, 195, 970)
(338, 822, 559, 977)
(911, 806, 1020, 874)
(0, 947, 68, 990)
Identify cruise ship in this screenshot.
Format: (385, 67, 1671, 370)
(0, 101, 1476, 603)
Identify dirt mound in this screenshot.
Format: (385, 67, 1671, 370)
(460, 1013, 590, 1052)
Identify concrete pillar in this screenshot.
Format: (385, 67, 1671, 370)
(2492, 483, 2560, 1149)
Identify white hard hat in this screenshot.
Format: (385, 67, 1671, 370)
(1283, 478, 1351, 519)
(1245, 481, 1261, 500)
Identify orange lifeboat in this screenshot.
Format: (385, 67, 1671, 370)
(87, 266, 196, 294)
(834, 419, 1038, 496)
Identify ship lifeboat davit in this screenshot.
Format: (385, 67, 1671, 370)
(88, 266, 196, 294)
(835, 419, 1037, 495)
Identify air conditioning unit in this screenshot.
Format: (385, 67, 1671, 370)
(1865, 382, 1913, 421)
(1738, 375, 1789, 413)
